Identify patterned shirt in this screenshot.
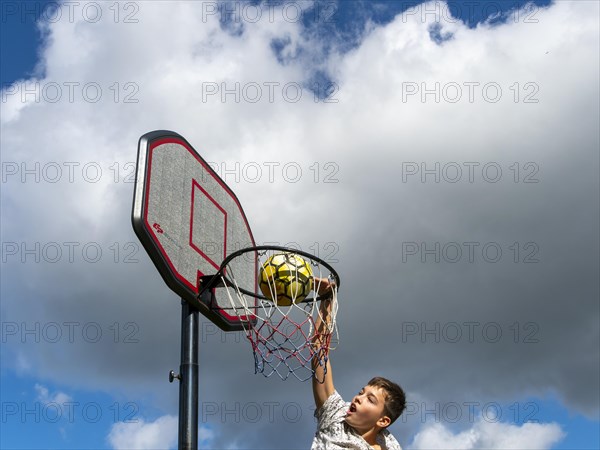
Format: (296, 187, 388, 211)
(311, 391, 402, 450)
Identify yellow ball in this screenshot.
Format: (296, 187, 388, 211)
(259, 253, 313, 306)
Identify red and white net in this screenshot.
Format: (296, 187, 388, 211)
(216, 247, 339, 382)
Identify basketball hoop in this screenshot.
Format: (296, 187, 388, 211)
(198, 245, 340, 382)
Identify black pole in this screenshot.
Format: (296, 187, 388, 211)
(178, 299, 199, 450)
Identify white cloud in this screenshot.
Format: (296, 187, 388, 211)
(34, 383, 72, 405)
(107, 415, 179, 450)
(15, 352, 32, 373)
(410, 419, 565, 450)
(198, 425, 217, 448)
(107, 415, 215, 450)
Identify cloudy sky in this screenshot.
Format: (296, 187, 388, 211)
(1, 0, 598, 449)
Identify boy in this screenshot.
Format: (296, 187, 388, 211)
(311, 280, 406, 450)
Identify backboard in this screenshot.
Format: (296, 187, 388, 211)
(132, 130, 257, 331)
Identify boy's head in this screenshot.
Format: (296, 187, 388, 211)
(344, 377, 406, 431)
(367, 377, 406, 425)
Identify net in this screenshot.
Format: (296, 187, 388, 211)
(199, 246, 340, 382)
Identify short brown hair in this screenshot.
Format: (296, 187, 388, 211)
(368, 377, 406, 425)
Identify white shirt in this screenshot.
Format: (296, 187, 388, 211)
(311, 391, 403, 450)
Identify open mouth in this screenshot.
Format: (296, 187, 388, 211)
(347, 403, 357, 414)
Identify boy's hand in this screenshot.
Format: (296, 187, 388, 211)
(315, 277, 336, 298)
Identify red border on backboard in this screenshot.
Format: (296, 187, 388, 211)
(189, 179, 227, 272)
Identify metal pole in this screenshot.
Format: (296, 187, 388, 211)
(178, 299, 199, 450)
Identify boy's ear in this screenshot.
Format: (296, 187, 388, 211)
(377, 415, 391, 428)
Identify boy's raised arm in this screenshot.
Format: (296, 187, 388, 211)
(311, 279, 336, 411)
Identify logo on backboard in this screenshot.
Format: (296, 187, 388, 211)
(152, 223, 164, 234)
(152, 222, 182, 250)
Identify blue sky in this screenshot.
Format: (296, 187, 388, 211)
(1, 1, 598, 449)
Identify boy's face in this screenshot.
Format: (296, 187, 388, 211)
(344, 385, 390, 430)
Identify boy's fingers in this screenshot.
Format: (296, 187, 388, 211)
(315, 277, 336, 294)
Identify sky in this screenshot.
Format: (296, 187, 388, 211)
(0, 0, 598, 449)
